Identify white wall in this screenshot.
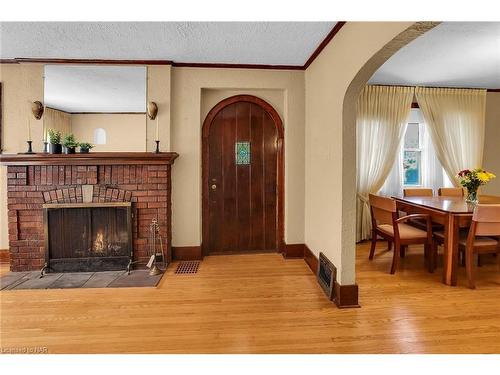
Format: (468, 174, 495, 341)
(147, 65, 171, 152)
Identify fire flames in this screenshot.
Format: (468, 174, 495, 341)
(93, 231, 105, 254)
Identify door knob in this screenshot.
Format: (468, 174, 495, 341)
(211, 184, 217, 190)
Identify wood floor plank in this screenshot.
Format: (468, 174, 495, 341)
(0, 244, 499, 353)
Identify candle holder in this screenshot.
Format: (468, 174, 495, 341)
(24, 140, 34, 154)
(154, 140, 160, 154)
(43, 141, 49, 153)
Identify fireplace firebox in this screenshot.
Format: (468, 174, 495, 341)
(43, 202, 133, 273)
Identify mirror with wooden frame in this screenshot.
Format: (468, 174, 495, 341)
(43, 65, 147, 151)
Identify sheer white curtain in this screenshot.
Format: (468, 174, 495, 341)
(421, 123, 450, 191)
(415, 87, 487, 185)
(378, 151, 404, 198)
(356, 85, 414, 242)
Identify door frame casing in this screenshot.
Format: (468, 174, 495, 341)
(201, 94, 285, 256)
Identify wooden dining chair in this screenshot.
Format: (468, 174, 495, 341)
(438, 187, 464, 197)
(403, 188, 440, 236)
(403, 188, 433, 197)
(465, 205, 500, 288)
(369, 194, 435, 274)
(433, 204, 500, 288)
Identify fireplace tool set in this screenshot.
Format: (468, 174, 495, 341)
(148, 218, 166, 275)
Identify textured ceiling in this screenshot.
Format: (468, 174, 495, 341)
(0, 22, 335, 65)
(44, 65, 147, 113)
(369, 22, 500, 89)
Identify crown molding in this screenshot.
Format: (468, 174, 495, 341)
(1, 58, 173, 65)
(171, 62, 303, 70)
(303, 21, 346, 69)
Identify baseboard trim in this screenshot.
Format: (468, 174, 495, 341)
(334, 282, 360, 308)
(283, 243, 305, 258)
(172, 246, 203, 261)
(303, 245, 318, 274)
(0, 249, 9, 264)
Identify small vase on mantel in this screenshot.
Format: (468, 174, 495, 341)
(49, 143, 62, 154)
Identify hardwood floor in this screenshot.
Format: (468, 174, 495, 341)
(1, 242, 499, 353)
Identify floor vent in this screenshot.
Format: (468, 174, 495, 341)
(175, 261, 200, 274)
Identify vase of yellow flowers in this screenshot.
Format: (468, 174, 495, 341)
(457, 168, 496, 204)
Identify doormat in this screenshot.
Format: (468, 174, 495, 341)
(0, 269, 164, 290)
(175, 261, 200, 274)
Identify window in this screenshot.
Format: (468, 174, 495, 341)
(403, 123, 422, 186)
(379, 108, 453, 198)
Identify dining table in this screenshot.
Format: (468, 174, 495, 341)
(393, 194, 500, 286)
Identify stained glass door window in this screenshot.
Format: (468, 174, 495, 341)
(235, 142, 251, 165)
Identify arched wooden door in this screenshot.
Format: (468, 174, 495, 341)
(202, 95, 284, 255)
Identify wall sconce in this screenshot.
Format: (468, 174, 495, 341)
(31, 101, 44, 120)
(147, 101, 158, 120)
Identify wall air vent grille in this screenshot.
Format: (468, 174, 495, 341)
(317, 252, 337, 301)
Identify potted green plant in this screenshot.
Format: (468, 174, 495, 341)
(78, 142, 94, 154)
(62, 133, 78, 154)
(47, 129, 62, 154)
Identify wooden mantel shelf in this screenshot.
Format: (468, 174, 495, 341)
(0, 152, 179, 166)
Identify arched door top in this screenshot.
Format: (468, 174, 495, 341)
(202, 95, 284, 139)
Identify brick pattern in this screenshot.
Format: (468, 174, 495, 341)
(92, 186, 133, 203)
(41, 186, 132, 204)
(43, 186, 83, 204)
(6, 164, 172, 271)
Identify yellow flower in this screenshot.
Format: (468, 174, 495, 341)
(477, 172, 490, 183)
(487, 172, 496, 179)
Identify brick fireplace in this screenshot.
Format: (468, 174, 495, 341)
(0, 152, 178, 272)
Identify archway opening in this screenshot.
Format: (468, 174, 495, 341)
(341, 22, 439, 284)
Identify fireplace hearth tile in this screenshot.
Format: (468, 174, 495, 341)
(82, 271, 125, 288)
(107, 270, 163, 288)
(13, 273, 63, 290)
(0, 269, 165, 290)
(0, 272, 31, 290)
(48, 272, 94, 289)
